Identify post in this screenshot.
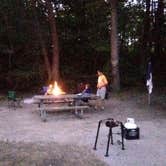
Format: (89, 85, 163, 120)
(146, 61, 153, 106)
(93, 120, 102, 150)
(105, 127, 112, 157)
(148, 93, 151, 105)
(120, 123, 125, 150)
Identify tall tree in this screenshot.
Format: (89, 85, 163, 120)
(3, 14, 14, 69)
(45, 0, 60, 82)
(109, 0, 120, 91)
(31, 0, 60, 82)
(31, 0, 52, 82)
(154, 0, 165, 57)
(141, 0, 151, 67)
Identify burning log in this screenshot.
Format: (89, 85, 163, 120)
(46, 81, 65, 96)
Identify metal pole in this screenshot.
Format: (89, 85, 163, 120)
(148, 93, 151, 105)
(93, 120, 102, 150)
(105, 127, 112, 157)
(120, 123, 125, 150)
(110, 127, 113, 145)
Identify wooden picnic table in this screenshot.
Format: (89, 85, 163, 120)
(33, 94, 99, 121)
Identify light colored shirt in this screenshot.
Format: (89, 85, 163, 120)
(97, 74, 108, 89)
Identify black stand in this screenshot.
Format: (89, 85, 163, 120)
(93, 118, 125, 157)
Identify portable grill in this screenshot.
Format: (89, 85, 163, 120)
(93, 118, 125, 157)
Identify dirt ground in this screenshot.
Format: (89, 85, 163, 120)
(0, 89, 166, 166)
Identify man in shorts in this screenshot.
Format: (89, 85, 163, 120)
(96, 70, 108, 110)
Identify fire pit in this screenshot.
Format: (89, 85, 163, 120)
(45, 81, 65, 96)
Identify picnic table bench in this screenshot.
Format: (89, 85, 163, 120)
(33, 94, 99, 121)
(37, 105, 90, 121)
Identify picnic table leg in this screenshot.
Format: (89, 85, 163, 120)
(39, 100, 47, 122)
(74, 108, 83, 119)
(40, 109, 47, 122)
(77, 109, 84, 119)
(74, 106, 78, 115)
(74, 99, 81, 118)
(38, 100, 42, 116)
(80, 109, 84, 116)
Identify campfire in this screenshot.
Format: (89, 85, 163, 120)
(46, 81, 65, 96)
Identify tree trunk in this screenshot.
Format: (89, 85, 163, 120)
(154, 0, 164, 57)
(140, 0, 151, 73)
(46, 0, 60, 82)
(3, 15, 14, 70)
(110, 0, 120, 91)
(31, 0, 52, 82)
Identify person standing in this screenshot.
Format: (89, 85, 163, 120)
(96, 70, 108, 110)
(97, 70, 108, 99)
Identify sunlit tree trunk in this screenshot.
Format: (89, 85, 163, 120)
(46, 0, 60, 82)
(110, 0, 120, 91)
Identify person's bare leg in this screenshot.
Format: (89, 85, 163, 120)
(101, 99, 105, 110)
(98, 99, 105, 110)
(95, 98, 105, 110)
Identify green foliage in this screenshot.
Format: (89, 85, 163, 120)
(0, 0, 165, 91)
(4, 69, 43, 90)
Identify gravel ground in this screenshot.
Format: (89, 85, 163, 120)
(0, 90, 165, 166)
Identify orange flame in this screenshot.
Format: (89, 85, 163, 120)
(46, 81, 65, 96)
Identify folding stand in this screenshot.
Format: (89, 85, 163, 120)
(93, 118, 125, 157)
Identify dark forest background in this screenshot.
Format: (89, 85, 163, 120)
(0, 0, 165, 93)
